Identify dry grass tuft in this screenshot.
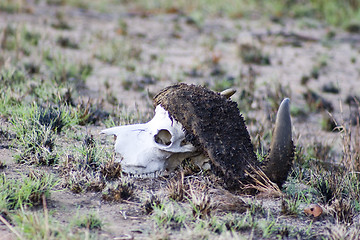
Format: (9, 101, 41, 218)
(337, 101, 360, 172)
(325, 225, 360, 240)
(167, 171, 185, 201)
(102, 180, 134, 202)
(187, 180, 212, 219)
(330, 198, 354, 224)
(100, 156, 122, 181)
(244, 166, 283, 197)
(144, 194, 162, 214)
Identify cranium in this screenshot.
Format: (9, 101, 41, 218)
(101, 105, 199, 177)
(101, 83, 293, 189)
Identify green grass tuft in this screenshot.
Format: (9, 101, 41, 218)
(0, 172, 56, 210)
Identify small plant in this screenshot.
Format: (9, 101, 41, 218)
(238, 43, 270, 65)
(38, 106, 71, 134)
(121, 73, 157, 91)
(12, 120, 58, 166)
(310, 66, 320, 79)
(345, 21, 360, 33)
(12, 210, 58, 239)
(44, 53, 92, 88)
(100, 157, 122, 181)
(10, 104, 73, 165)
(257, 219, 278, 238)
(338, 118, 360, 172)
(212, 77, 235, 92)
(223, 212, 255, 232)
(117, 19, 128, 35)
(0, 67, 27, 89)
(60, 136, 110, 193)
(303, 89, 334, 112)
(325, 224, 360, 240)
(312, 170, 339, 204)
(51, 11, 72, 30)
(81, 135, 101, 171)
(94, 38, 142, 65)
(187, 182, 212, 219)
(248, 200, 266, 217)
(0, 172, 56, 210)
(237, 66, 257, 112)
(0, 0, 27, 13)
(23, 62, 40, 75)
(321, 113, 338, 132)
(73, 212, 103, 230)
(1, 25, 40, 56)
(300, 75, 310, 85)
(0, 161, 6, 169)
(144, 194, 162, 214)
(152, 201, 187, 230)
(56, 36, 79, 49)
(331, 197, 354, 224)
(167, 172, 185, 201)
(60, 159, 104, 193)
(102, 180, 134, 201)
(75, 99, 109, 126)
(244, 167, 283, 197)
(322, 82, 340, 94)
(180, 158, 201, 176)
(266, 81, 292, 113)
(308, 54, 328, 79)
(281, 195, 301, 216)
(0, 126, 14, 142)
(12, 208, 101, 239)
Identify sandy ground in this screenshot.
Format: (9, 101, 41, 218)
(1, 2, 360, 239)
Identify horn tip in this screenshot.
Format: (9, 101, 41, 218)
(220, 88, 237, 99)
(280, 98, 290, 108)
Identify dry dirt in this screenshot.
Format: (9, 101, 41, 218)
(1, 2, 360, 239)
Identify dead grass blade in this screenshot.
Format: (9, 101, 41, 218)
(336, 100, 360, 172)
(244, 165, 283, 197)
(0, 214, 24, 240)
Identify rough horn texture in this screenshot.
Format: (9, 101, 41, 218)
(262, 98, 294, 187)
(153, 83, 258, 189)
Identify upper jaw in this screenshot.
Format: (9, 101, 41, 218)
(121, 163, 165, 178)
(123, 168, 164, 178)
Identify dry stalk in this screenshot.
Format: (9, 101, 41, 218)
(336, 100, 360, 172)
(42, 194, 49, 240)
(0, 215, 24, 240)
(244, 165, 283, 197)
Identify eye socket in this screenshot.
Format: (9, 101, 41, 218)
(154, 129, 172, 146)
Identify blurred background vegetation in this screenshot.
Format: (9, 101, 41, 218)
(131, 0, 360, 27)
(2, 0, 360, 28)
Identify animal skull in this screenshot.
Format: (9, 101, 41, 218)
(101, 105, 200, 177)
(101, 83, 293, 189)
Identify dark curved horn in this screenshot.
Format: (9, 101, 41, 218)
(262, 98, 294, 187)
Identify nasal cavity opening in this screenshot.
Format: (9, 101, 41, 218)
(154, 129, 172, 146)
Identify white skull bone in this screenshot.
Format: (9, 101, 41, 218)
(101, 105, 200, 176)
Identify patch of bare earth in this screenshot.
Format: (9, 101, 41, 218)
(1, 1, 360, 239)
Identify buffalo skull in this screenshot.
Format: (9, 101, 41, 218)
(101, 83, 293, 189)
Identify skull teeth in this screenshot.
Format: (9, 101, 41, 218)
(127, 170, 163, 179)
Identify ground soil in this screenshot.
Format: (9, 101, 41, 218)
(1, 2, 360, 239)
